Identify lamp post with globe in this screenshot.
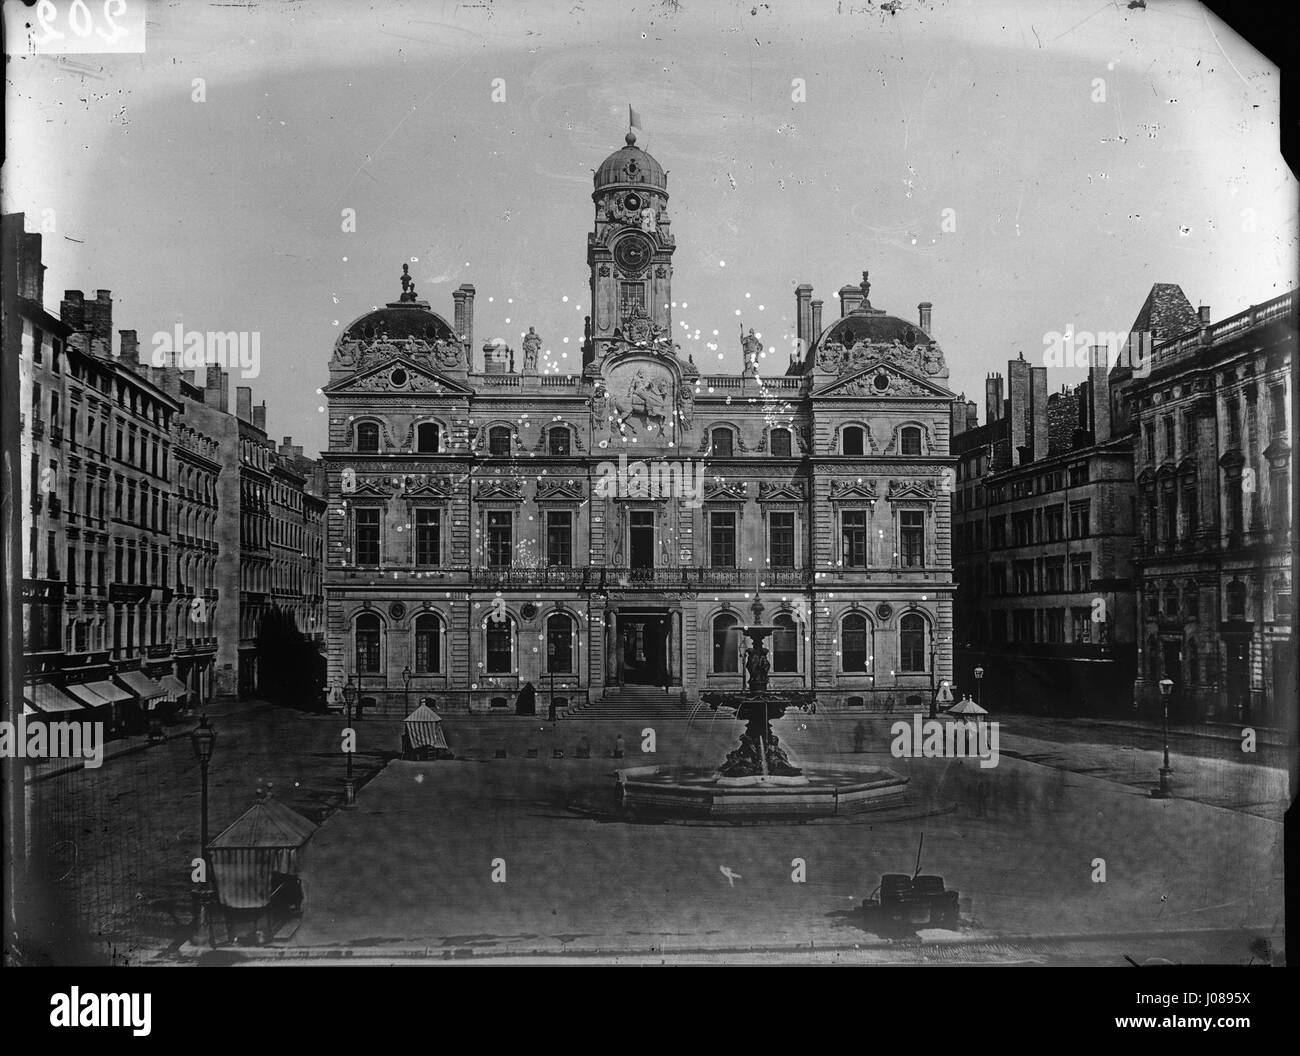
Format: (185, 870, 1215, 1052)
(1150, 677, 1175, 799)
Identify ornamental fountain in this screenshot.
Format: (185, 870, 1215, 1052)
(614, 592, 908, 819)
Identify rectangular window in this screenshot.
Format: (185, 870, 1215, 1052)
(990, 563, 1006, 597)
(1045, 505, 1065, 541)
(990, 516, 1006, 549)
(1071, 607, 1092, 643)
(548, 429, 571, 456)
(546, 510, 572, 567)
(770, 430, 792, 457)
(1043, 609, 1065, 643)
(710, 511, 736, 568)
(619, 282, 646, 316)
(1012, 610, 1035, 643)
(1270, 386, 1287, 436)
(355, 508, 381, 565)
(1162, 490, 1177, 543)
(769, 511, 795, 568)
(1012, 561, 1033, 595)
(841, 510, 867, 568)
(1069, 464, 1088, 486)
(1184, 412, 1198, 451)
(1069, 501, 1091, 539)
(990, 611, 1008, 643)
(1271, 469, 1289, 532)
(1226, 399, 1240, 446)
(1012, 512, 1033, 546)
(1044, 558, 1066, 592)
(415, 509, 441, 566)
(1144, 424, 1155, 463)
(1163, 417, 1175, 459)
(900, 511, 924, 568)
(486, 511, 512, 568)
(1069, 555, 1091, 593)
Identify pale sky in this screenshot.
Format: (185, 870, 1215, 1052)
(5, 0, 1295, 456)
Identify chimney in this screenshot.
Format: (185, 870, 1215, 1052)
(181, 369, 196, 389)
(88, 290, 113, 355)
(951, 396, 967, 437)
(452, 288, 467, 343)
(280, 436, 295, 457)
(1198, 304, 1211, 323)
(838, 284, 864, 318)
(795, 284, 813, 349)
(60, 290, 86, 332)
(118, 329, 140, 367)
(810, 299, 824, 344)
(11, 224, 45, 301)
(236, 386, 252, 422)
(1089, 345, 1112, 443)
(918, 301, 933, 333)
(253, 401, 267, 432)
(966, 399, 978, 432)
(1030, 365, 1048, 461)
(985, 372, 1004, 423)
(459, 284, 476, 351)
(205, 364, 229, 412)
(1008, 355, 1031, 464)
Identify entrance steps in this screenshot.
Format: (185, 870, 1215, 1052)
(561, 685, 696, 720)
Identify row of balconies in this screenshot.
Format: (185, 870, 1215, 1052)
(333, 565, 943, 589)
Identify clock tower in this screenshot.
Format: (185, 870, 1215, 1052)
(585, 130, 675, 368)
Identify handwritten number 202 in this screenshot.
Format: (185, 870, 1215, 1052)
(34, 0, 128, 44)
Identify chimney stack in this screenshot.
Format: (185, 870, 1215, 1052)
(87, 290, 113, 357)
(810, 298, 823, 343)
(119, 329, 140, 368)
(918, 301, 933, 333)
(204, 365, 229, 412)
(795, 284, 813, 350)
(253, 401, 267, 432)
(60, 290, 86, 332)
(951, 396, 967, 437)
(1008, 355, 1031, 465)
(236, 386, 252, 422)
(181, 369, 196, 388)
(1030, 365, 1049, 461)
(459, 284, 476, 352)
(966, 399, 978, 432)
(838, 283, 864, 318)
(1089, 345, 1112, 443)
(1198, 304, 1211, 323)
(453, 288, 466, 343)
(985, 372, 1004, 423)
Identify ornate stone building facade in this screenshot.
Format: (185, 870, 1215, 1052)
(1128, 289, 1294, 724)
(322, 135, 956, 714)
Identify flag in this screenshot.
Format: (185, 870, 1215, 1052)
(629, 105, 642, 131)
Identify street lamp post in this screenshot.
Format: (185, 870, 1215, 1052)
(189, 715, 217, 930)
(342, 676, 356, 806)
(974, 665, 985, 710)
(402, 665, 412, 716)
(929, 642, 938, 718)
(547, 640, 556, 721)
(1150, 677, 1174, 799)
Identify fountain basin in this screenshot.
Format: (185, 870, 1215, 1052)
(615, 764, 909, 819)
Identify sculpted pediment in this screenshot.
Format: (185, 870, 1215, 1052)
(814, 362, 953, 400)
(323, 357, 474, 397)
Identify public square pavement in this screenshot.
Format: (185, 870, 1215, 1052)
(270, 712, 1286, 963)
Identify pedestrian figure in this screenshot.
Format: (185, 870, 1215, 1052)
(614, 733, 625, 758)
(548, 697, 557, 722)
(853, 721, 867, 754)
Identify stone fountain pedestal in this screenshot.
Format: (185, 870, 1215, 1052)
(614, 621, 908, 819)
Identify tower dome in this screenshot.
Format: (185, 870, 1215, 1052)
(593, 130, 667, 197)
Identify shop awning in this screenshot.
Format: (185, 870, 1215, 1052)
(24, 683, 86, 715)
(160, 674, 189, 699)
(64, 683, 112, 709)
(115, 670, 165, 701)
(86, 680, 132, 703)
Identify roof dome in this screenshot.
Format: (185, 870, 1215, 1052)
(338, 301, 457, 346)
(822, 312, 931, 349)
(594, 131, 667, 194)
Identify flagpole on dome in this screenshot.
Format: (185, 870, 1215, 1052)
(628, 104, 642, 144)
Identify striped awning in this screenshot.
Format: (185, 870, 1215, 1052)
(115, 670, 165, 701)
(160, 674, 189, 699)
(86, 680, 132, 703)
(24, 683, 86, 715)
(64, 683, 114, 709)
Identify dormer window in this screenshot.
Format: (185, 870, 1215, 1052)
(416, 422, 440, 453)
(548, 426, 572, 456)
(488, 426, 512, 456)
(710, 428, 734, 457)
(842, 426, 865, 457)
(356, 422, 380, 453)
(900, 426, 922, 456)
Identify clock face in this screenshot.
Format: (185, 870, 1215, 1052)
(623, 192, 642, 212)
(614, 234, 652, 273)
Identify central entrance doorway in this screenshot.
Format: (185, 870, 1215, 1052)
(618, 612, 669, 686)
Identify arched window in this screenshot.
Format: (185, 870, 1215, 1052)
(841, 613, 869, 672)
(842, 425, 865, 456)
(710, 428, 734, 458)
(712, 612, 740, 672)
(414, 613, 441, 674)
(773, 612, 799, 673)
(355, 613, 382, 673)
(770, 428, 792, 458)
(356, 422, 380, 453)
(900, 426, 923, 456)
(488, 426, 512, 456)
(485, 612, 515, 674)
(548, 426, 571, 456)
(546, 612, 575, 674)
(416, 422, 440, 453)
(899, 614, 927, 672)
